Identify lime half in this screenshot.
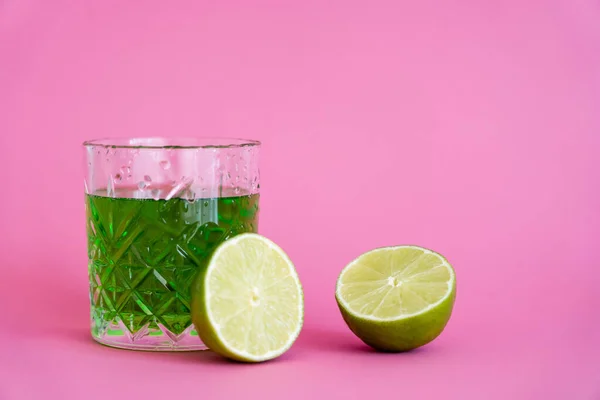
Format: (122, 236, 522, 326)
(191, 233, 303, 362)
(335, 245, 456, 352)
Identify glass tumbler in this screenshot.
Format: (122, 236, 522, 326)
(83, 138, 260, 351)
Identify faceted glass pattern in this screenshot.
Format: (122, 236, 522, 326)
(83, 138, 260, 351)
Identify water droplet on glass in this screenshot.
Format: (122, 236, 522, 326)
(151, 188, 160, 200)
(113, 173, 122, 183)
(186, 191, 196, 203)
(159, 160, 170, 170)
(203, 201, 209, 207)
(107, 178, 115, 197)
(144, 175, 152, 183)
(234, 187, 240, 195)
(120, 166, 131, 175)
(138, 181, 147, 190)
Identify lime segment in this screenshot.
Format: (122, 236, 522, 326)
(336, 245, 456, 351)
(191, 233, 303, 362)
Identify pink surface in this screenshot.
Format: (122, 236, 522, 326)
(1, 0, 599, 398)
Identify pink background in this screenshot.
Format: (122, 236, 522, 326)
(1, 1, 599, 398)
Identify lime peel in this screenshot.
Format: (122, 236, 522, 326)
(335, 245, 456, 352)
(191, 233, 304, 362)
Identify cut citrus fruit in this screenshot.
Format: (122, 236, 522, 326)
(335, 245, 456, 352)
(191, 233, 303, 362)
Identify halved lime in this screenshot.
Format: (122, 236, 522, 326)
(191, 233, 303, 362)
(335, 245, 456, 352)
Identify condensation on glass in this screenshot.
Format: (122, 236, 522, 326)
(83, 137, 260, 351)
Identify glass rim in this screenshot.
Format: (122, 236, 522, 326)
(83, 137, 261, 150)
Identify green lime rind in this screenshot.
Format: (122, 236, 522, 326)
(337, 285, 455, 352)
(191, 233, 304, 363)
(335, 245, 456, 352)
(190, 265, 241, 360)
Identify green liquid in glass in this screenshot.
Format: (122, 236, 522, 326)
(86, 189, 259, 343)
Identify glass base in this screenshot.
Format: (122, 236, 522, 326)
(92, 321, 208, 352)
(93, 336, 208, 351)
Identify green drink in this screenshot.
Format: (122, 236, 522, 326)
(86, 188, 259, 349)
(83, 137, 261, 351)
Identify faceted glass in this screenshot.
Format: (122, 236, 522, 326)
(83, 137, 260, 351)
